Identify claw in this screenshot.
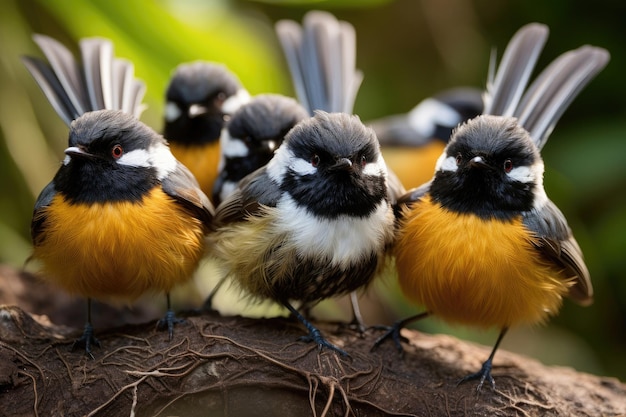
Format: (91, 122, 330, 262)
(71, 322, 101, 359)
(371, 323, 407, 353)
(457, 358, 496, 392)
(370, 312, 429, 353)
(284, 301, 348, 356)
(156, 309, 185, 341)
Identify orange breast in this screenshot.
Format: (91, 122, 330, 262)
(32, 188, 206, 302)
(169, 141, 220, 197)
(395, 196, 573, 328)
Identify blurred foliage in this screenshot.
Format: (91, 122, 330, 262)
(1, 0, 624, 382)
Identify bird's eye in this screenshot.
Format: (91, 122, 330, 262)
(217, 92, 227, 102)
(311, 154, 320, 167)
(360, 154, 367, 167)
(455, 153, 463, 165)
(112, 144, 124, 159)
(503, 159, 513, 173)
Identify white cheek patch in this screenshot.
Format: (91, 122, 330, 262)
(151, 143, 179, 180)
(222, 135, 249, 158)
(435, 153, 458, 172)
(408, 98, 462, 138)
(164, 101, 181, 122)
(222, 89, 251, 115)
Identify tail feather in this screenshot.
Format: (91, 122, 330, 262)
(23, 34, 145, 126)
(22, 56, 78, 126)
(483, 23, 548, 117)
(515, 46, 610, 149)
(80, 38, 113, 112)
(275, 11, 362, 115)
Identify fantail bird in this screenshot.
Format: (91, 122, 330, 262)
(374, 23, 608, 390)
(163, 61, 250, 196)
(274, 11, 404, 329)
(369, 87, 484, 190)
(212, 8, 361, 206)
(212, 94, 309, 206)
(203, 12, 364, 313)
(23, 34, 214, 356)
(214, 9, 364, 207)
(208, 111, 398, 354)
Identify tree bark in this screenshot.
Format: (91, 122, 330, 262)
(1, 266, 625, 417)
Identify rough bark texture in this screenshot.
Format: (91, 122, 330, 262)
(1, 266, 625, 417)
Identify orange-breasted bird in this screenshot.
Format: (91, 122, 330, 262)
(375, 23, 608, 390)
(163, 61, 249, 196)
(23, 35, 214, 356)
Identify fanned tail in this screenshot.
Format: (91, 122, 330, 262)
(483, 23, 548, 117)
(22, 34, 145, 126)
(484, 24, 609, 148)
(275, 11, 363, 115)
(514, 46, 610, 149)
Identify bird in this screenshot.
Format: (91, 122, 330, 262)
(23, 34, 214, 356)
(211, 10, 365, 208)
(368, 87, 484, 190)
(374, 23, 608, 390)
(163, 61, 250, 196)
(208, 110, 397, 354)
(212, 93, 309, 206)
(274, 10, 402, 329)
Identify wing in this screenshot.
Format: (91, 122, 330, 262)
(385, 167, 407, 206)
(523, 200, 593, 305)
(275, 10, 363, 115)
(393, 180, 432, 220)
(30, 181, 57, 246)
(213, 166, 283, 228)
(161, 162, 215, 231)
(23, 34, 146, 125)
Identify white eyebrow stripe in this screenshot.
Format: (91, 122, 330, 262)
(116, 142, 178, 180)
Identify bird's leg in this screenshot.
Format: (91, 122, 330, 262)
(71, 298, 101, 359)
(346, 291, 367, 333)
(457, 327, 509, 392)
(283, 301, 348, 356)
(156, 293, 185, 341)
(201, 276, 227, 312)
(371, 312, 430, 353)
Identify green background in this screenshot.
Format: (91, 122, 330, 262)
(1, 0, 624, 382)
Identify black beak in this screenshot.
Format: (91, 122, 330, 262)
(330, 157, 353, 172)
(469, 156, 489, 169)
(64, 146, 95, 160)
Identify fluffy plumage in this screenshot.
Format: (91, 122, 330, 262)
(209, 111, 395, 353)
(380, 23, 608, 390)
(24, 35, 214, 355)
